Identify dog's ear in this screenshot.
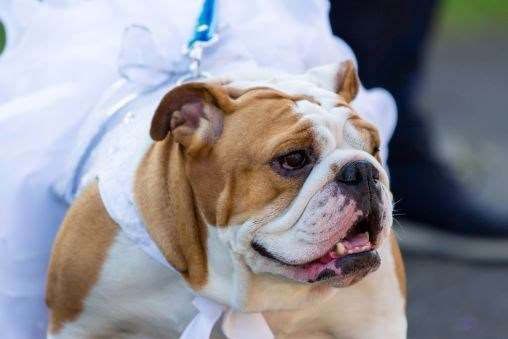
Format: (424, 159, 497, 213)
(135, 139, 209, 289)
(304, 59, 360, 103)
(335, 60, 359, 103)
(150, 82, 235, 155)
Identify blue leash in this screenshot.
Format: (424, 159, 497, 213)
(65, 0, 219, 200)
(187, 0, 218, 49)
(178, 0, 219, 83)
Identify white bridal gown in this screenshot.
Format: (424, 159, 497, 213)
(0, 1, 397, 338)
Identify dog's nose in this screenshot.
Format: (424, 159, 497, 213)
(336, 160, 379, 185)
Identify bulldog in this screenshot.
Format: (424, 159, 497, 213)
(46, 60, 407, 339)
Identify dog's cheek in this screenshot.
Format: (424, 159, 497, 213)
(226, 169, 303, 226)
(187, 156, 227, 226)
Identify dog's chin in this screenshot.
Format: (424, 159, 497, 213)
(250, 216, 384, 287)
(306, 250, 381, 287)
(252, 249, 381, 288)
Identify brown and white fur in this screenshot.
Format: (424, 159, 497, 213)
(46, 60, 407, 338)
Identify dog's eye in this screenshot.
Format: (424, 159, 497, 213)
(271, 150, 314, 178)
(279, 151, 308, 170)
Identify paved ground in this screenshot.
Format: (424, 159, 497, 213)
(402, 27, 508, 339)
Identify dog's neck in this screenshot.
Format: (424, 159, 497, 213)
(204, 224, 338, 311)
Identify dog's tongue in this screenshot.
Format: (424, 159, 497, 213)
(344, 232, 370, 248)
(302, 232, 374, 281)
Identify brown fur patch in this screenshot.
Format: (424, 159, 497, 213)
(196, 89, 313, 226)
(46, 183, 118, 333)
(134, 140, 208, 288)
(390, 232, 407, 303)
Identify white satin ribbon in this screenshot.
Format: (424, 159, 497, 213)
(180, 297, 274, 339)
(222, 308, 274, 339)
(180, 297, 225, 339)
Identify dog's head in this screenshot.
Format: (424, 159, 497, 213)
(137, 60, 392, 309)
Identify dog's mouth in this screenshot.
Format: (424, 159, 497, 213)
(251, 215, 382, 286)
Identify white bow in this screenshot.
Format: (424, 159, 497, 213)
(117, 24, 193, 88)
(180, 297, 274, 339)
(179, 297, 225, 339)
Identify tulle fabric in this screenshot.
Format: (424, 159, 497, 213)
(0, 1, 396, 338)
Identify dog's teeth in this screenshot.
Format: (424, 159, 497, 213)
(335, 243, 347, 256)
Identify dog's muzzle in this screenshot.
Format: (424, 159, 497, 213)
(251, 159, 388, 286)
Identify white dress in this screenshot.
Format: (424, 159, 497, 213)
(0, 1, 397, 338)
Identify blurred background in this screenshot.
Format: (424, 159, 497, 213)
(0, 18, 5, 55)
(401, 1, 508, 338)
(1, 1, 507, 338)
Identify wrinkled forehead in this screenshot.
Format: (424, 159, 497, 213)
(227, 77, 360, 155)
(229, 76, 344, 109)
